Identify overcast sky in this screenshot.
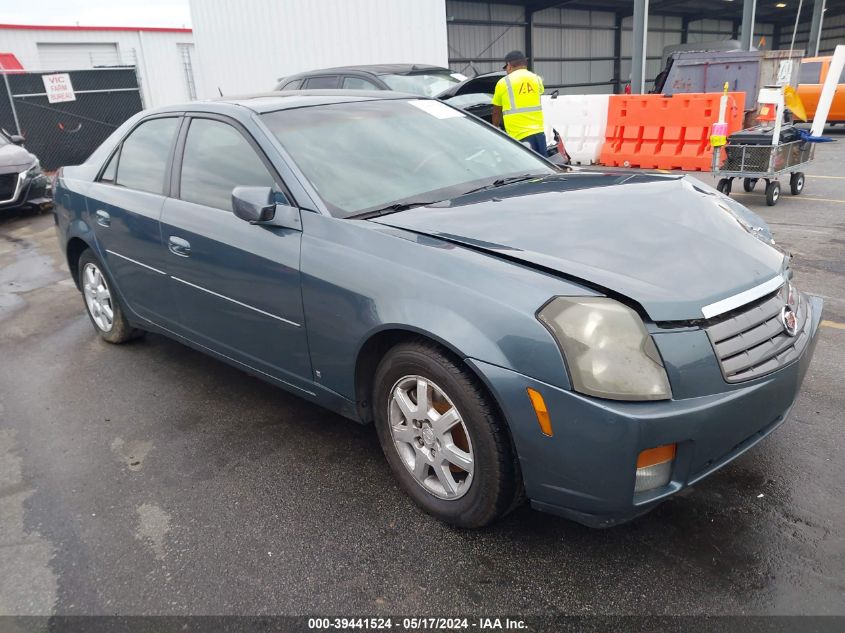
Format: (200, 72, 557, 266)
(0, 0, 192, 28)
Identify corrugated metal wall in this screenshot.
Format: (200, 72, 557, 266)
(533, 7, 616, 94)
(445, 1, 818, 95)
(792, 13, 845, 55)
(189, 0, 449, 99)
(446, 1, 526, 75)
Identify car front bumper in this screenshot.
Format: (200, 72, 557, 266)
(0, 172, 53, 212)
(468, 295, 823, 527)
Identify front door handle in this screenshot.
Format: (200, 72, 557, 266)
(168, 236, 191, 257)
(95, 210, 110, 227)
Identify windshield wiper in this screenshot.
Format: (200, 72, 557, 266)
(461, 173, 547, 196)
(348, 200, 444, 220)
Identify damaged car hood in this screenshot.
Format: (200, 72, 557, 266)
(372, 173, 786, 322)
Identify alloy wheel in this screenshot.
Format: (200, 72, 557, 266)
(387, 375, 474, 500)
(82, 262, 114, 332)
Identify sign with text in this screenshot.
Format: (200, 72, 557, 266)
(42, 73, 76, 103)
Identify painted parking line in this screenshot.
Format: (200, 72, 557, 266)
(807, 174, 845, 180)
(822, 320, 845, 331)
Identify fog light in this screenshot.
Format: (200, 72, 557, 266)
(634, 444, 676, 493)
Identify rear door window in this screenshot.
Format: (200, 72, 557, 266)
(178, 117, 277, 211)
(115, 117, 180, 194)
(342, 76, 380, 90)
(303, 75, 339, 89)
(799, 62, 823, 84)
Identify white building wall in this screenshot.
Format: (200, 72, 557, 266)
(188, 0, 449, 99)
(0, 26, 196, 107)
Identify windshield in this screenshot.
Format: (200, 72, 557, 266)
(261, 99, 554, 217)
(379, 72, 462, 97)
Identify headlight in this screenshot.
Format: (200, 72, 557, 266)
(25, 160, 41, 178)
(537, 297, 672, 401)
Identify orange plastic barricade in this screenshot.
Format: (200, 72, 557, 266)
(599, 92, 745, 171)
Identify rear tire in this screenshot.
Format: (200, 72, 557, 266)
(743, 177, 758, 192)
(77, 249, 143, 344)
(717, 178, 732, 195)
(372, 341, 522, 528)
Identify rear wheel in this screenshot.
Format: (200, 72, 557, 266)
(372, 341, 522, 528)
(78, 249, 142, 344)
(743, 177, 758, 192)
(717, 178, 732, 195)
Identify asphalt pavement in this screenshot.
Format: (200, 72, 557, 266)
(1, 129, 844, 618)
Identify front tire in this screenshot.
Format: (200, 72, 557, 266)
(372, 341, 522, 528)
(765, 180, 781, 206)
(78, 249, 142, 344)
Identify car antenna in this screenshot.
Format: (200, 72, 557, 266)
(218, 87, 223, 97)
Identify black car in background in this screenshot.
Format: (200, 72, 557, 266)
(0, 130, 52, 213)
(275, 64, 503, 122)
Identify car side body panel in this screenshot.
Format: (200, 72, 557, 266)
(298, 212, 592, 403)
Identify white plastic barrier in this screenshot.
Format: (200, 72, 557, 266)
(542, 94, 611, 165)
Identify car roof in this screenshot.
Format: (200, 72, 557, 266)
(149, 90, 415, 116)
(289, 63, 448, 76)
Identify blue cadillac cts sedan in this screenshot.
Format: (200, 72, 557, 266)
(53, 92, 822, 528)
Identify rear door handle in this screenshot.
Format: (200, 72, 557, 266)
(168, 236, 191, 257)
(95, 210, 110, 227)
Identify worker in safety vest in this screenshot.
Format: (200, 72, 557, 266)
(491, 50, 546, 154)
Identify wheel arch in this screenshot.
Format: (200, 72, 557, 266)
(66, 237, 92, 290)
(353, 326, 505, 427)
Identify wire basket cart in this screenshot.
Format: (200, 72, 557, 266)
(711, 140, 815, 206)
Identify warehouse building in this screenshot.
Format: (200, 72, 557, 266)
(187, 0, 844, 99)
(0, 23, 196, 107)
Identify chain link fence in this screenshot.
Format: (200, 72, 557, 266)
(0, 66, 144, 170)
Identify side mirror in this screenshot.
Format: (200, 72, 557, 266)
(232, 186, 274, 223)
(232, 186, 301, 230)
(10, 134, 25, 145)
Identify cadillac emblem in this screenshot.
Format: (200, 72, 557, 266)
(780, 306, 798, 337)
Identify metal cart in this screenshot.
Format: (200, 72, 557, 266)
(711, 139, 815, 206)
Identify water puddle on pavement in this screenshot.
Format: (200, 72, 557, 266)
(0, 219, 66, 321)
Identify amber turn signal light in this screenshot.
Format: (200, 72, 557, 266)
(637, 444, 676, 468)
(634, 443, 677, 493)
(526, 388, 553, 436)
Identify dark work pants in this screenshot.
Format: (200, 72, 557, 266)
(519, 132, 547, 155)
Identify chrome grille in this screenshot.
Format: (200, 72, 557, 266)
(706, 283, 810, 383)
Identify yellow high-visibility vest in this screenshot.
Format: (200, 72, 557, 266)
(491, 68, 545, 141)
